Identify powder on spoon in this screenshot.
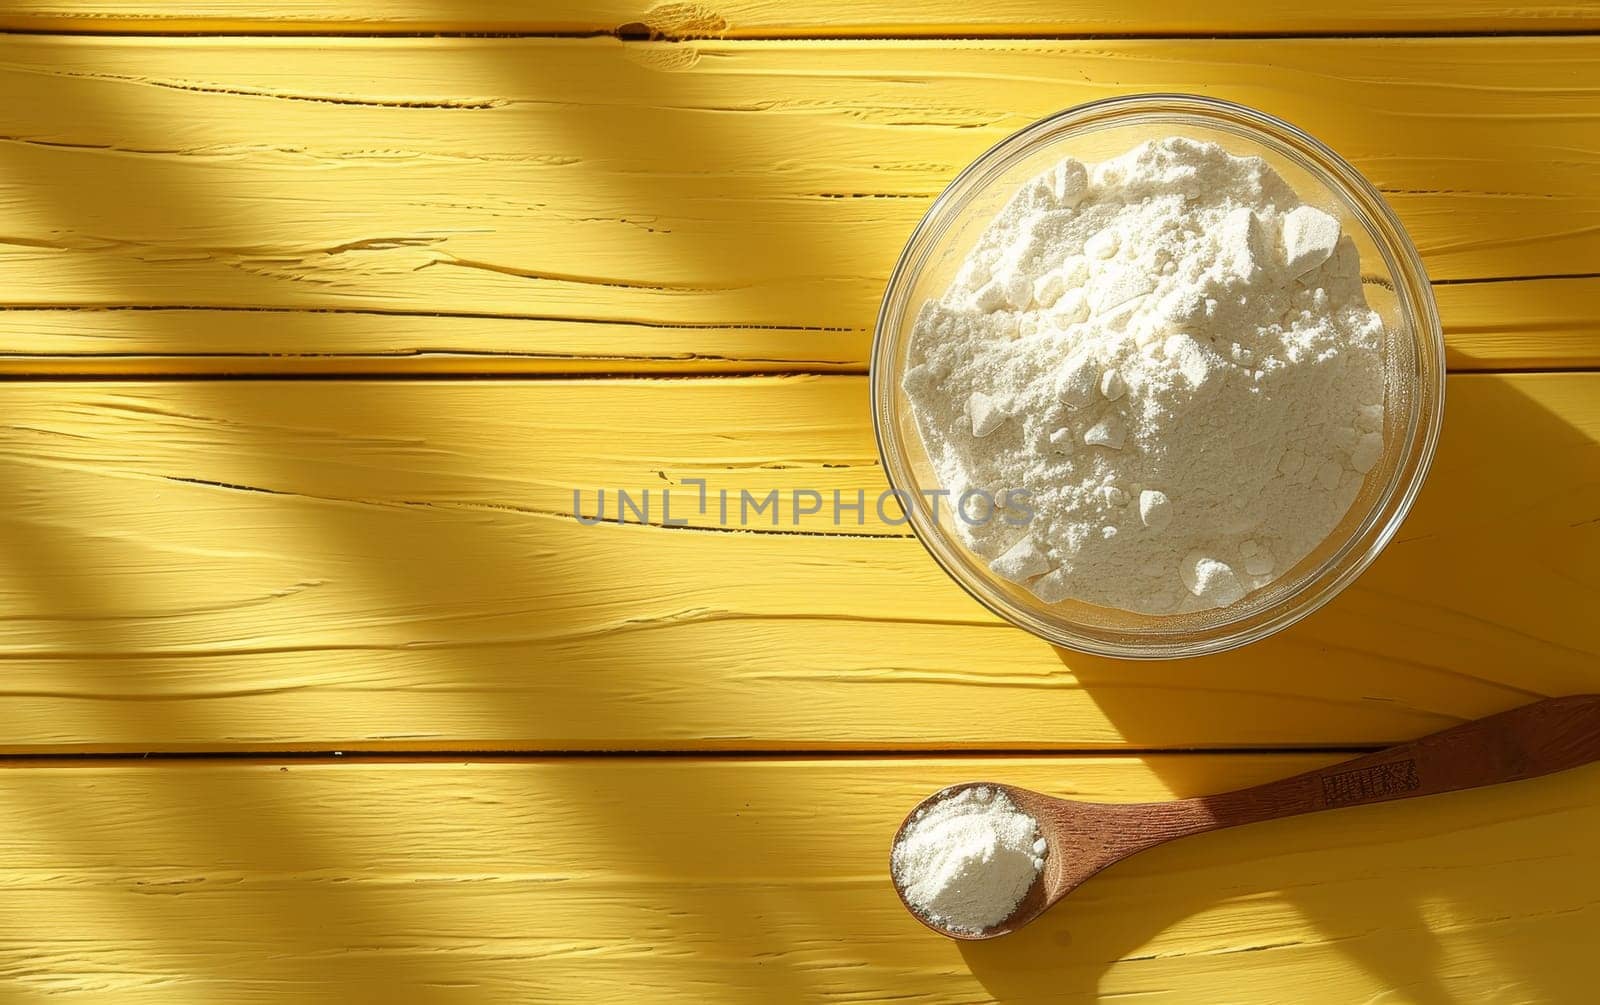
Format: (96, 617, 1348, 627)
(902, 137, 1386, 613)
(892, 786, 1046, 934)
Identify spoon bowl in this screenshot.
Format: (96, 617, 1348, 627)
(890, 782, 1140, 940)
(891, 696, 1600, 940)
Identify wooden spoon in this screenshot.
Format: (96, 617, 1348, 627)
(891, 694, 1600, 940)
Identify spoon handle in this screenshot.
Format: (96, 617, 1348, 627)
(1162, 694, 1600, 836)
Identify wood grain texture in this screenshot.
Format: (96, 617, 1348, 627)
(1, 35, 1597, 373)
(0, 276, 1593, 375)
(3, 0, 1598, 35)
(0, 754, 1594, 1003)
(0, 372, 1592, 753)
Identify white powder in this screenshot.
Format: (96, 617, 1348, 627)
(891, 786, 1045, 934)
(903, 137, 1386, 613)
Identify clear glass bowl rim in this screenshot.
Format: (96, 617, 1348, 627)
(869, 93, 1447, 659)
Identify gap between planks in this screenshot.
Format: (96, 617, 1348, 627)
(0, 745, 1387, 764)
(0, 365, 1595, 380)
(2, 0, 1599, 39)
(4, 27, 1600, 39)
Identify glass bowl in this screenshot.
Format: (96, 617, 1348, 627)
(870, 94, 1445, 659)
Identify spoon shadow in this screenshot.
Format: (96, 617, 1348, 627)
(948, 765, 1600, 1004)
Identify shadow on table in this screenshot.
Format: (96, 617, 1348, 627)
(1059, 374, 1600, 750)
(0, 28, 964, 1002)
(958, 763, 1599, 1004)
(957, 374, 1600, 1000)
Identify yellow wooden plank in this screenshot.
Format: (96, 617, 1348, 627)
(0, 754, 1593, 1002)
(0, 36, 1596, 373)
(1436, 276, 1600, 372)
(2, 0, 1597, 35)
(0, 372, 1592, 753)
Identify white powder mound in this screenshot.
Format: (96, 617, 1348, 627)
(891, 786, 1045, 934)
(902, 137, 1386, 614)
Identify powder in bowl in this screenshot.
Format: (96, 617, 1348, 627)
(902, 136, 1386, 614)
(891, 786, 1046, 934)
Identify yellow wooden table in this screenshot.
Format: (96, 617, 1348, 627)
(0, 3, 1597, 1001)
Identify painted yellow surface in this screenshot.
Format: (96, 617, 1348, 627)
(0, 754, 1593, 1003)
(0, 15, 1596, 1002)
(3, 0, 1598, 35)
(0, 373, 1591, 752)
(1, 36, 1597, 373)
